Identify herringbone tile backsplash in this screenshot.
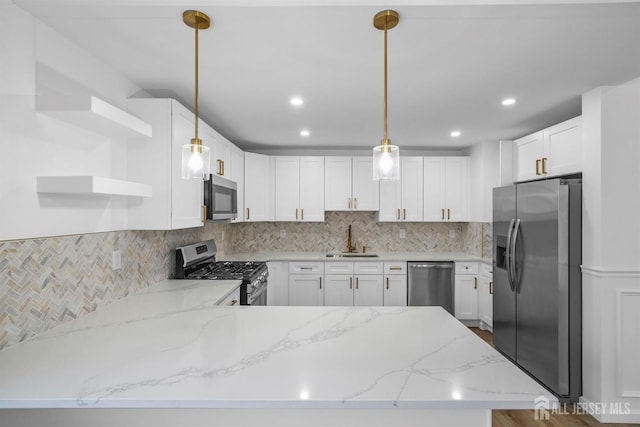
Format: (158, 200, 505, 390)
(0, 212, 490, 350)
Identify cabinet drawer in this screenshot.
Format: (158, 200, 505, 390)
(289, 262, 324, 274)
(480, 263, 492, 277)
(354, 262, 383, 275)
(325, 261, 354, 275)
(455, 262, 478, 275)
(384, 262, 407, 275)
(217, 289, 240, 307)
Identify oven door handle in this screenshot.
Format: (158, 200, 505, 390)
(247, 283, 268, 305)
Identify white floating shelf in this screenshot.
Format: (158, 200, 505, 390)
(37, 176, 152, 198)
(36, 94, 153, 139)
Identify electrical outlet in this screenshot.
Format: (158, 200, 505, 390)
(449, 229, 456, 239)
(280, 229, 287, 238)
(399, 229, 406, 239)
(112, 250, 122, 270)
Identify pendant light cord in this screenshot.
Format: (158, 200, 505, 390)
(194, 24, 199, 141)
(383, 21, 388, 142)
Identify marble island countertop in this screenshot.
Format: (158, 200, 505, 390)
(0, 279, 552, 413)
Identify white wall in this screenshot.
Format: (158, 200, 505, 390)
(469, 140, 500, 223)
(581, 78, 640, 422)
(0, 0, 143, 241)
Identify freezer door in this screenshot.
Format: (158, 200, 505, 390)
(514, 179, 569, 396)
(492, 185, 517, 361)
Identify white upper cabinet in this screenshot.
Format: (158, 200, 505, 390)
(214, 137, 231, 178)
(351, 157, 380, 211)
(423, 157, 469, 222)
(543, 116, 582, 177)
(244, 152, 273, 222)
(274, 156, 324, 222)
(515, 131, 544, 182)
(378, 157, 424, 222)
(127, 98, 206, 230)
(230, 144, 244, 223)
(514, 116, 581, 182)
(325, 157, 379, 211)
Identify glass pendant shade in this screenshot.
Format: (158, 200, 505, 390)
(373, 139, 400, 181)
(181, 138, 211, 180)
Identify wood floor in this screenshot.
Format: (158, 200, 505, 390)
(468, 328, 640, 427)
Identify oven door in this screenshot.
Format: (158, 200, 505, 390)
(247, 282, 268, 306)
(204, 175, 237, 221)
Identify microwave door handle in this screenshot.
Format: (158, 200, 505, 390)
(511, 219, 522, 293)
(505, 218, 516, 292)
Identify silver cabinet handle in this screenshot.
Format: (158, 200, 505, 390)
(511, 219, 521, 293)
(505, 219, 516, 291)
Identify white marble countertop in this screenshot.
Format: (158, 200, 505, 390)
(219, 251, 487, 263)
(0, 278, 553, 410)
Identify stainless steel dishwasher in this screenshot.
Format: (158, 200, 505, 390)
(408, 262, 454, 314)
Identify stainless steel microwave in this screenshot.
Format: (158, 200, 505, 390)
(204, 175, 238, 221)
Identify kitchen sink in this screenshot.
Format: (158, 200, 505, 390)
(325, 253, 379, 258)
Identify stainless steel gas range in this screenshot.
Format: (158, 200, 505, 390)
(175, 240, 268, 305)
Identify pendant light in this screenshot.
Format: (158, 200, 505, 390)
(372, 10, 400, 181)
(181, 10, 211, 180)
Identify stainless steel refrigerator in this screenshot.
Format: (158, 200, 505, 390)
(492, 178, 582, 401)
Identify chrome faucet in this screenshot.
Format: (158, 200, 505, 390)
(346, 225, 357, 253)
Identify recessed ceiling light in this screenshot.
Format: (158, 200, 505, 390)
(300, 129, 310, 137)
(502, 98, 516, 106)
(450, 130, 461, 137)
(290, 97, 304, 106)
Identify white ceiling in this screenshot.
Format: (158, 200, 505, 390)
(16, 0, 640, 152)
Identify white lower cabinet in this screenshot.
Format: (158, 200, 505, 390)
(324, 262, 355, 306)
(267, 261, 289, 306)
(383, 262, 407, 306)
(324, 262, 384, 306)
(288, 262, 324, 306)
(477, 263, 493, 330)
(353, 275, 383, 306)
(454, 262, 479, 321)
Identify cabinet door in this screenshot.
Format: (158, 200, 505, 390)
(543, 116, 581, 177)
(478, 275, 493, 328)
(324, 275, 354, 306)
(299, 156, 325, 221)
(401, 157, 423, 221)
(289, 274, 324, 306)
(230, 145, 244, 223)
(445, 157, 469, 221)
(214, 138, 231, 177)
(324, 157, 352, 211)
(353, 275, 383, 306)
(423, 157, 446, 221)
(171, 103, 205, 229)
(352, 157, 380, 211)
(515, 131, 544, 182)
(378, 179, 402, 222)
(274, 157, 300, 221)
(267, 262, 289, 306)
(383, 275, 407, 306)
(454, 274, 479, 320)
(244, 152, 272, 222)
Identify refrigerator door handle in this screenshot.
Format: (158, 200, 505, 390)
(511, 218, 522, 293)
(505, 218, 516, 291)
